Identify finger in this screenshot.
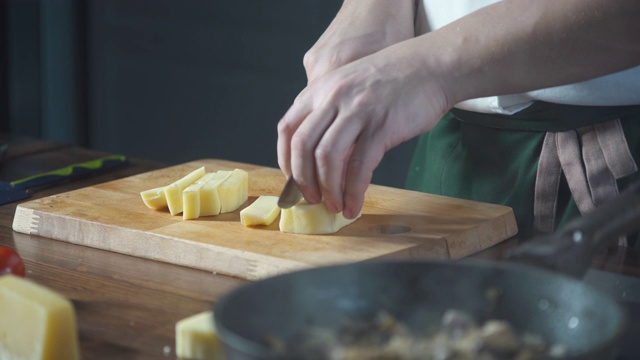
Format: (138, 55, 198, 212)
(277, 93, 312, 177)
(290, 106, 338, 204)
(314, 112, 364, 213)
(342, 131, 386, 219)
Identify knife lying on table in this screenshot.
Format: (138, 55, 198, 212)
(0, 154, 128, 205)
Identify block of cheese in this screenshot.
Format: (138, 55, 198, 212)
(217, 169, 249, 213)
(183, 172, 219, 220)
(175, 311, 223, 360)
(240, 196, 280, 226)
(0, 275, 80, 360)
(164, 167, 206, 215)
(279, 200, 361, 234)
(140, 186, 167, 209)
(199, 171, 233, 217)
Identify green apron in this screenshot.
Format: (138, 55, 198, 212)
(405, 102, 640, 247)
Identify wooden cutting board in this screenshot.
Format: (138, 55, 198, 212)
(12, 159, 518, 280)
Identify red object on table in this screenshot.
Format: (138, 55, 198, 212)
(0, 246, 26, 277)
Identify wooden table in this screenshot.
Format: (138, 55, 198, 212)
(1, 135, 638, 359)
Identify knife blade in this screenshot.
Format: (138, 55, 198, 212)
(277, 176, 303, 209)
(0, 154, 129, 205)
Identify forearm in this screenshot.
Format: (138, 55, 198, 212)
(304, 0, 415, 81)
(399, 0, 640, 108)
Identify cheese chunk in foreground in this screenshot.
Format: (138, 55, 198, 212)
(240, 195, 280, 226)
(164, 167, 206, 215)
(175, 311, 223, 360)
(140, 186, 167, 209)
(217, 169, 249, 213)
(279, 201, 361, 234)
(200, 171, 233, 216)
(183, 172, 219, 220)
(0, 275, 80, 360)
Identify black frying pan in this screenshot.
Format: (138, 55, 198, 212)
(214, 182, 640, 359)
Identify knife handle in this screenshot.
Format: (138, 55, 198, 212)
(10, 155, 129, 191)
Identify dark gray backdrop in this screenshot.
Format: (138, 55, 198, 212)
(4, 0, 417, 188)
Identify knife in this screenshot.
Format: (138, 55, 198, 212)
(0, 154, 129, 205)
(277, 176, 303, 209)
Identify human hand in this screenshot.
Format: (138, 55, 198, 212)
(278, 44, 450, 219)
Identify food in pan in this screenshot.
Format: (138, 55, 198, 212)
(270, 309, 566, 359)
(240, 195, 281, 226)
(0, 274, 80, 360)
(279, 200, 361, 234)
(175, 310, 223, 360)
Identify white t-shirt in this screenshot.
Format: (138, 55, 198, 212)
(417, 0, 640, 114)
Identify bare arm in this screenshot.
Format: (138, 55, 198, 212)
(303, 0, 415, 82)
(417, 0, 640, 105)
(278, 0, 640, 219)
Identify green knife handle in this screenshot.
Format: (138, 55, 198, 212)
(10, 155, 129, 191)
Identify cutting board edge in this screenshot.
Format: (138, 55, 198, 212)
(445, 209, 519, 259)
(12, 204, 315, 280)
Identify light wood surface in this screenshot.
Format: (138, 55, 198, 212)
(13, 159, 518, 280)
(2, 136, 638, 359)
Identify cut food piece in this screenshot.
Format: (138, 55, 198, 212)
(200, 171, 233, 217)
(279, 200, 361, 234)
(218, 169, 249, 213)
(240, 196, 280, 226)
(140, 186, 167, 209)
(183, 172, 219, 220)
(0, 275, 80, 360)
(175, 311, 223, 360)
(164, 167, 206, 215)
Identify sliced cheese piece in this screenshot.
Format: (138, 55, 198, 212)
(183, 172, 219, 220)
(200, 171, 234, 216)
(279, 200, 361, 234)
(164, 167, 206, 215)
(240, 196, 280, 226)
(175, 311, 223, 360)
(218, 169, 249, 213)
(0, 275, 80, 360)
(140, 186, 167, 209)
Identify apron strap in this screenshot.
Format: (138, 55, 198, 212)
(534, 118, 637, 246)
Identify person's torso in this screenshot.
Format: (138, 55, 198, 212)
(416, 0, 640, 115)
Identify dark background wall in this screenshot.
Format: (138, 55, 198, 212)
(3, 0, 417, 188)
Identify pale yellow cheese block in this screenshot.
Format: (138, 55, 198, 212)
(218, 169, 249, 214)
(164, 167, 206, 215)
(183, 172, 220, 220)
(0, 275, 80, 360)
(140, 186, 167, 209)
(200, 171, 233, 217)
(175, 311, 223, 360)
(279, 200, 361, 234)
(240, 195, 280, 226)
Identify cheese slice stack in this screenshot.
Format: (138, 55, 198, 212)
(279, 200, 361, 234)
(0, 275, 80, 360)
(175, 311, 223, 360)
(164, 167, 207, 215)
(140, 167, 249, 220)
(217, 169, 249, 214)
(182, 172, 223, 220)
